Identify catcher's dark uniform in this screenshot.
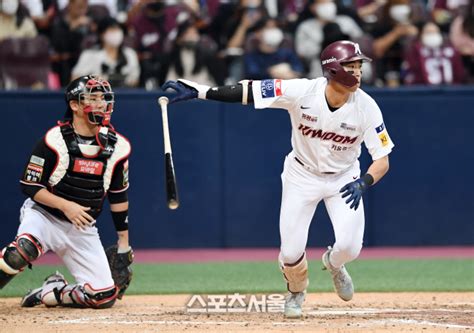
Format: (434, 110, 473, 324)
(16, 122, 131, 307)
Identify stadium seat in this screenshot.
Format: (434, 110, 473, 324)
(0, 36, 50, 89)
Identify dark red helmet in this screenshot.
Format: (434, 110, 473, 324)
(320, 40, 372, 88)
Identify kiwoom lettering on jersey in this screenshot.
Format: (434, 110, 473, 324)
(298, 124, 358, 144)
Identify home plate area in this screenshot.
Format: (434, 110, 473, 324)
(1, 292, 472, 333)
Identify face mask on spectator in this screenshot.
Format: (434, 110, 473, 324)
(421, 33, 443, 48)
(389, 4, 411, 23)
(104, 30, 124, 47)
(1, 0, 19, 15)
(262, 28, 284, 48)
(315, 2, 337, 21)
(244, 0, 260, 9)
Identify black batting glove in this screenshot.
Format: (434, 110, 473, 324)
(340, 178, 369, 211)
(161, 80, 198, 104)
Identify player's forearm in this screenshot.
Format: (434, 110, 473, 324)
(116, 230, 130, 252)
(111, 202, 130, 249)
(366, 155, 390, 185)
(32, 188, 70, 211)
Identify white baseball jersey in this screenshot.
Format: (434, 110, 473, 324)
(251, 78, 394, 173)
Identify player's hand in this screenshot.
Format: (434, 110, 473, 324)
(60, 200, 95, 230)
(339, 179, 369, 210)
(161, 80, 198, 104)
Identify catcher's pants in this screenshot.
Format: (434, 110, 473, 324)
(279, 152, 365, 268)
(18, 198, 114, 289)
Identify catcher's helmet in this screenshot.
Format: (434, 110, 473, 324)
(64, 75, 114, 125)
(320, 40, 372, 88)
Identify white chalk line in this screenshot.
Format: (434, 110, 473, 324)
(48, 307, 473, 329)
(50, 317, 305, 326)
(306, 308, 473, 315)
(361, 319, 473, 330)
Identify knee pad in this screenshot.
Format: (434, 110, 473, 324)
(0, 234, 43, 289)
(279, 252, 309, 293)
(83, 284, 118, 309)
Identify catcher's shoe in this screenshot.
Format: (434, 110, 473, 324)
(20, 287, 43, 307)
(41, 271, 68, 307)
(284, 291, 305, 318)
(21, 271, 67, 308)
(322, 247, 354, 301)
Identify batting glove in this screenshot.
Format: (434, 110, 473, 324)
(339, 178, 369, 211)
(161, 79, 210, 104)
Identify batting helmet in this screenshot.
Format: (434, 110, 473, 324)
(64, 75, 114, 126)
(320, 40, 372, 88)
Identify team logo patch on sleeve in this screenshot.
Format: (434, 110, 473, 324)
(375, 123, 389, 147)
(24, 163, 43, 183)
(30, 155, 45, 166)
(260, 79, 282, 99)
(379, 133, 389, 146)
(375, 123, 385, 133)
(73, 159, 104, 175)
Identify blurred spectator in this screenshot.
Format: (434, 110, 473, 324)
(356, 0, 387, 25)
(23, 0, 57, 35)
(244, 18, 304, 79)
(430, 0, 468, 32)
(50, 0, 92, 86)
(402, 21, 466, 84)
(295, 0, 364, 78)
(449, 0, 474, 82)
(57, 0, 118, 17)
(72, 17, 140, 87)
(165, 15, 226, 86)
(0, 0, 38, 40)
(372, 0, 420, 86)
(219, 0, 269, 82)
(129, 0, 191, 88)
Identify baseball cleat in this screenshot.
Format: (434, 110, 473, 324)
(41, 271, 68, 307)
(284, 291, 305, 318)
(322, 247, 354, 301)
(20, 287, 43, 307)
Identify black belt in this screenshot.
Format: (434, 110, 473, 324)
(294, 157, 336, 174)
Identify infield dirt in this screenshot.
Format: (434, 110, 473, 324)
(0, 292, 472, 333)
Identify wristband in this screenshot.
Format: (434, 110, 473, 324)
(361, 173, 374, 187)
(112, 210, 129, 231)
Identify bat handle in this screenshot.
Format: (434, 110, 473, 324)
(158, 97, 172, 154)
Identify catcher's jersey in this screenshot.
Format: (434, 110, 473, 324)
(251, 77, 394, 173)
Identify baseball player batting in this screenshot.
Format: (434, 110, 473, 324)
(0, 75, 133, 308)
(162, 40, 394, 318)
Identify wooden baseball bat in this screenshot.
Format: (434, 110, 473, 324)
(158, 96, 179, 210)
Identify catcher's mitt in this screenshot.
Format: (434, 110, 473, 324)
(105, 245, 134, 299)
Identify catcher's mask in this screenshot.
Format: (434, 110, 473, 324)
(65, 75, 114, 126)
(320, 40, 372, 88)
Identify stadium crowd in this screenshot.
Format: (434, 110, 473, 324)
(0, 0, 472, 89)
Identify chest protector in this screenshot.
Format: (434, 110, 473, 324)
(49, 123, 117, 220)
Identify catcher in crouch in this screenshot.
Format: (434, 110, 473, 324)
(0, 75, 133, 308)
